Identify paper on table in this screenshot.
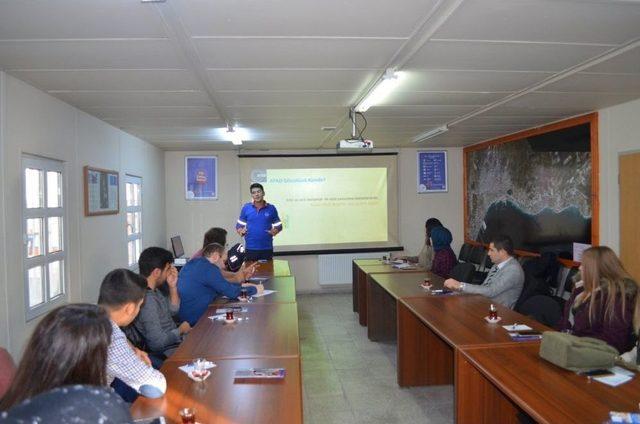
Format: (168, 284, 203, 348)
(251, 290, 276, 298)
(179, 361, 217, 375)
(593, 366, 635, 387)
(393, 263, 416, 270)
(208, 314, 225, 320)
(502, 324, 533, 331)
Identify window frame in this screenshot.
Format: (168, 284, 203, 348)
(22, 155, 68, 321)
(125, 174, 143, 268)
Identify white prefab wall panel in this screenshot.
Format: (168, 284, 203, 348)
(0, 72, 165, 358)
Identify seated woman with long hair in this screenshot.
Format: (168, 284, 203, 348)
(0, 304, 124, 413)
(558, 246, 640, 353)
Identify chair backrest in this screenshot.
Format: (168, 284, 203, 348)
(468, 245, 487, 268)
(518, 295, 563, 327)
(449, 262, 476, 282)
(170, 235, 185, 258)
(0, 347, 16, 399)
(458, 243, 473, 262)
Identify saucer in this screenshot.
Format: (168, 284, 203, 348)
(237, 297, 249, 302)
(224, 318, 236, 324)
(484, 316, 502, 324)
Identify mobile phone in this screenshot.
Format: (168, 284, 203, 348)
(577, 368, 614, 377)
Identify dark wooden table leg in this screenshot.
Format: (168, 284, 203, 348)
(352, 261, 358, 313)
(397, 301, 453, 387)
(455, 349, 519, 424)
(358, 268, 368, 326)
(368, 278, 396, 342)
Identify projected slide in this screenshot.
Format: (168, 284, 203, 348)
(256, 168, 388, 247)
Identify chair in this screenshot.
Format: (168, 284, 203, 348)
(458, 243, 473, 263)
(518, 295, 563, 328)
(468, 245, 487, 270)
(449, 263, 476, 283)
(0, 347, 16, 399)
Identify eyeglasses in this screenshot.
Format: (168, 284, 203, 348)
(251, 190, 263, 195)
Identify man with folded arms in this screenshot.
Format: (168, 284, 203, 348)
(178, 242, 263, 326)
(134, 247, 191, 358)
(98, 269, 166, 399)
(444, 234, 524, 309)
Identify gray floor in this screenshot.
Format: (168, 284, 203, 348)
(299, 293, 454, 424)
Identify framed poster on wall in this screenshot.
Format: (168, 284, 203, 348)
(185, 156, 218, 200)
(84, 166, 119, 216)
(417, 150, 447, 193)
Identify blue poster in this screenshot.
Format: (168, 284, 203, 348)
(185, 156, 218, 200)
(417, 151, 447, 193)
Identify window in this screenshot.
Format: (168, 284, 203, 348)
(126, 175, 142, 267)
(22, 156, 66, 320)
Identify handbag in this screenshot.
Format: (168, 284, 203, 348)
(539, 331, 618, 372)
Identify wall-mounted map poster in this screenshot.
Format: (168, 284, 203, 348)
(464, 114, 598, 259)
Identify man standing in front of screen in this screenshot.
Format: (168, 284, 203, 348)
(236, 183, 283, 261)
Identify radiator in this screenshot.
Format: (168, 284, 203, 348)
(317, 252, 382, 286)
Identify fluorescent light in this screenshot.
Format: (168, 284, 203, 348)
(214, 126, 249, 145)
(354, 69, 403, 112)
(412, 125, 449, 143)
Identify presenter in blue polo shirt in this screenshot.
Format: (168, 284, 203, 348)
(236, 183, 283, 261)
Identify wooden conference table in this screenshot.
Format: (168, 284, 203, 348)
(131, 260, 302, 424)
(352, 258, 426, 326)
(456, 344, 640, 424)
(358, 261, 639, 423)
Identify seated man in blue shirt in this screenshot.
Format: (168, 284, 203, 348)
(177, 242, 263, 326)
(236, 183, 283, 261)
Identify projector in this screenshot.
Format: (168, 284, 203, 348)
(337, 138, 374, 151)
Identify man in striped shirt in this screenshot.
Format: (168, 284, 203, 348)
(236, 183, 283, 261)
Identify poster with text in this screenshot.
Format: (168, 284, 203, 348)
(185, 156, 218, 200)
(417, 151, 447, 193)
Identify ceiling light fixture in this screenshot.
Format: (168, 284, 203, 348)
(412, 125, 449, 143)
(226, 125, 243, 146)
(354, 68, 404, 113)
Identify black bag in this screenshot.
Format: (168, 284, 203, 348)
(226, 243, 246, 272)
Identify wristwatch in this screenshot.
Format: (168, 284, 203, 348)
(459, 282, 466, 291)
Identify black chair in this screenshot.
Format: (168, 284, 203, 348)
(449, 262, 475, 283)
(518, 295, 563, 328)
(468, 245, 487, 270)
(458, 243, 473, 263)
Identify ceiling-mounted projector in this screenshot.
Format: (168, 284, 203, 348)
(337, 138, 374, 150)
(336, 109, 373, 152)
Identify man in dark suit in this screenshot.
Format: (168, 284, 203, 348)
(444, 234, 524, 309)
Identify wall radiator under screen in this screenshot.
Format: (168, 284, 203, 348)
(317, 252, 382, 286)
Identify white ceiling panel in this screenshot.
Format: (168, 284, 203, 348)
(382, 90, 508, 106)
(227, 106, 344, 120)
(364, 116, 460, 127)
(7, 69, 198, 91)
(0, 0, 167, 39)
(0, 40, 185, 70)
(208, 69, 379, 91)
(507, 91, 639, 111)
(543, 73, 640, 93)
(584, 46, 640, 74)
(194, 38, 404, 69)
(433, 0, 640, 44)
(366, 105, 479, 117)
(216, 91, 356, 107)
(175, 0, 437, 38)
(408, 40, 611, 72)
(104, 117, 225, 128)
(51, 91, 211, 109)
(401, 69, 551, 92)
(458, 114, 560, 127)
(88, 106, 220, 120)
